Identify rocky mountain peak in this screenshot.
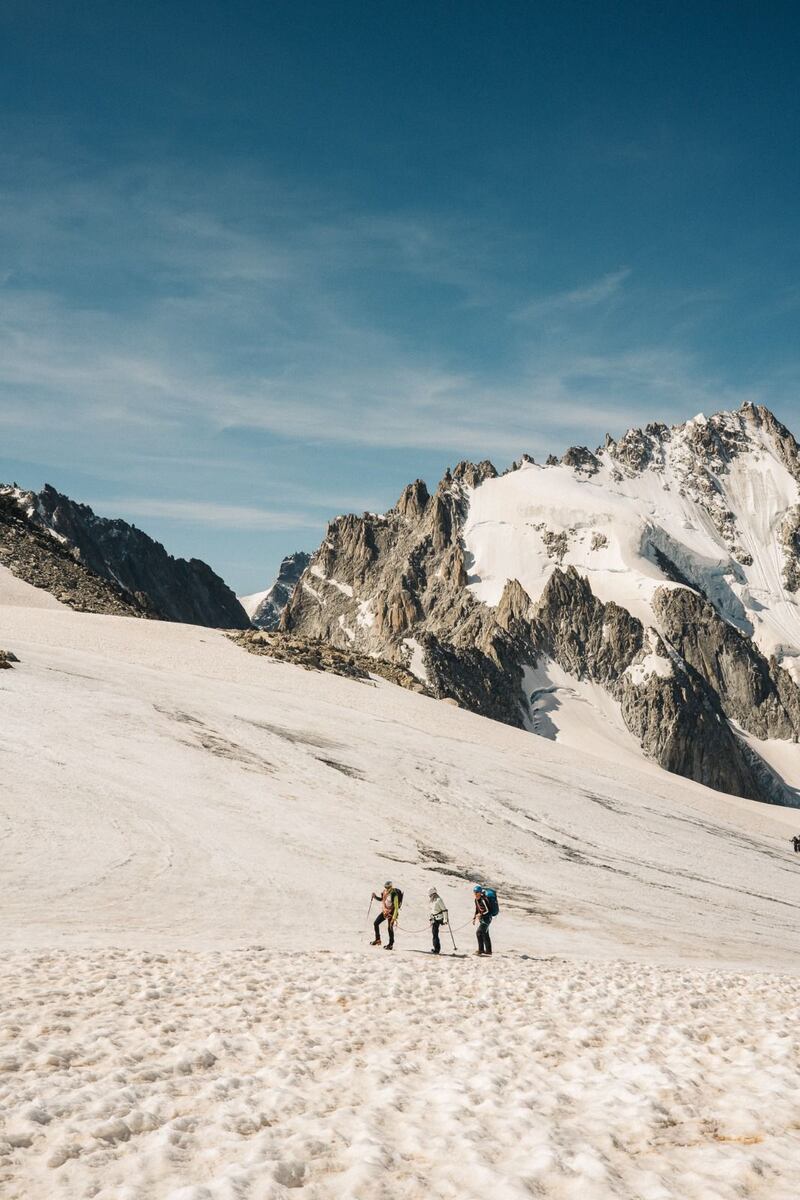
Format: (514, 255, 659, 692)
(241, 551, 311, 630)
(395, 479, 430, 519)
(495, 578, 533, 632)
(449, 459, 498, 488)
(601, 403, 799, 483)
(561, 446, 600, 474)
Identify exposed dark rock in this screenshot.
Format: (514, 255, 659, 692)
(420, 632, 527, 727)
(537, 527, 570, 563)
(15, 485, 250, 628)
(531, 567, 643, 686)
(0, 490, 151, 618)
(779, 505, 800, 592)
(536, 569, 787, 803)
(618, 664, 779, 800)
(606, 424, 669, 473)
(653, 586, 800, 741)
(248, 552, 310, 630)
(561, 446, 600, 474)
(0, 649, 18, 669)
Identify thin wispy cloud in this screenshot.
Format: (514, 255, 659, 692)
(1, 153, 796, 593)
(86, 497, 320, 531)
(515, 268, 632, 321)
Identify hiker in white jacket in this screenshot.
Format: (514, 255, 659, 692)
(428, 888, 447, 955)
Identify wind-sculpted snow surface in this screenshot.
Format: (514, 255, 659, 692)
(2, 951, 800, 1200)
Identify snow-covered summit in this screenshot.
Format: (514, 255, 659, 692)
(466, 402, 800, 674)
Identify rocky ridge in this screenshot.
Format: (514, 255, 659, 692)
(229, 629, 430, 694)
(1, 485, 250, 628)
(281, 403, 800, 805)
(0, 490, 151, 618)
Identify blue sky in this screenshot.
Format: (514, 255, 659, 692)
(1, 1, 799, 593)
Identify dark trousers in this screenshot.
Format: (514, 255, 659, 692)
(374, 912, 395, 947)
(431, 919, 443, 953)
(477, 917, 492, 955)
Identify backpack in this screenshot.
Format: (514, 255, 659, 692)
(393, 888, 404, 909)
(483, 888, 499, 917)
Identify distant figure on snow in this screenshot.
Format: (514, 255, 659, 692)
(428, 887, 447, 954)
(473, 885, 493, 956)
(793, 836, 800, 853)
(371, 881, 402, 950)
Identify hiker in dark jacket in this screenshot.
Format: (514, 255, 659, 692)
(370, 881, 401, 950)
(472, 885, 492, 956)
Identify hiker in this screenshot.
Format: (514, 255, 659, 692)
(473, 884, 492, 956)
(371, 880, 401, 950)
(428, 887, 447, 954)
(793, 836, 800, 853)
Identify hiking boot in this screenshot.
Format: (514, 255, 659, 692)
(384, 944, 394, 950)
(473, 950, 485, 956)
(430, 949, 440, 955)
(370, 938, 381, 946)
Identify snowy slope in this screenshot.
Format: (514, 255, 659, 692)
(238, 587, 270, 619)
(464, 409, 800, 676)
(5, 567, 800, 1198)
(2, 562, 799, 967)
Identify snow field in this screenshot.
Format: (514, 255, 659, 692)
(4, 568, 800, 1196)
(2, 566, 800, 970)
(3, 596, 800, 967)
(1, 950, 799, 1200)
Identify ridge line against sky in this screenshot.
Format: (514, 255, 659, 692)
(1, 1, 798, 592)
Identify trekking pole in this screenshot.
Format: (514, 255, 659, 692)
(366, 896, 374, 922)
(444, 908, 458, 952)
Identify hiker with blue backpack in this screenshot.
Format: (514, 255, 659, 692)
(473, 884, 499, 955)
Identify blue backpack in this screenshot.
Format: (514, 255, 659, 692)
(484, 888, 500, 917)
